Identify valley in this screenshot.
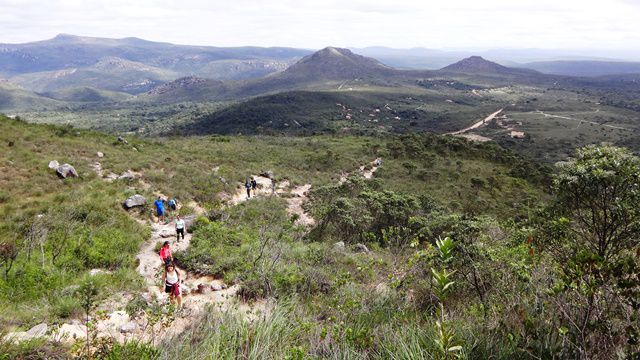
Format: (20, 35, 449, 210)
(1, 33, 639, 359)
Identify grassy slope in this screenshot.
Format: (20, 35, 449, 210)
(0, 112, 545, 320)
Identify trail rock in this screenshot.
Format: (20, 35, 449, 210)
(56, 164, 78, 178)
(119, 170, 135, 180)
(260, 170, 274, 179)
(56, 323, 87, 341)
(195, 283, 211, 294)
(210, 282, 222, 291)
(119, 321, 137, 334)
(123, 194, 146, 209)
(97, 151, 104, 158)
(26, 323, 48, 338)
(48, 160, 59, 169)
(158, 229, 174, 238)
(5, 331, 29, 342)
(353, 243, 370, 253)
(141, 292, 153, 304)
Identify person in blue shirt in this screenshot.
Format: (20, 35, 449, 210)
(154, 196, 166, 223)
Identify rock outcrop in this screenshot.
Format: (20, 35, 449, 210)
(56, 164, 78, 179)
(123, 194, 146, 209)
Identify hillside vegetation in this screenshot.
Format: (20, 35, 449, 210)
(0, 114, 602, 359)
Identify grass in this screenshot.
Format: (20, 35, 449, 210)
(6, 114, 635, 358)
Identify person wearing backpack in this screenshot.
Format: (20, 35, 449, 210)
(159, 241, 173, 266)
(168, 197, 177, 212)
(245, 179, 252, 199)
(251, 177, 258, 195)
(175, 215, 186, 242)
(161, 263, 182, 308)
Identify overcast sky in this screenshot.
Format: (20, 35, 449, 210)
(1, 0, 639, 51)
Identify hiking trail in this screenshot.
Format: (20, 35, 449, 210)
(7, 158, 382, 346)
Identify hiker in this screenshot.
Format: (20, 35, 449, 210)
(161, 263, 182, 307)
(168, 197, 177, 212)
(251, 177, 257, 195)
(154, 195, 166, 223)
(245, 179, 252, 199)
(159, 241, 173, 266)
(271, 178, 277, 195)
(175, 215, 186, 242)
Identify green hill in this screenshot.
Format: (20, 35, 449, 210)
(0, 81, 62, 111)
(41, 86, 132, 102)
(10, 57, 178, 94)
(3, 114, 639, 359)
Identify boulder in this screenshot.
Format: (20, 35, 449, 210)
(56, 164, 78, 179)
(118, 170, 136, 180)
(195, 283, 211, 294)
(141, 292, 153, 305)
(56, 323, 87, 341)
(158, 230, 174, 238)
(333, 241, 346, 252)
(26, 323, 48, 338)
(123, 194, 146, 209)
(117, 136, 128, 144)
(181, 286, 191, 295)
(353, 243, 370, 253)
(48, 160, 59, 169)
(260, 170, 274, 179)
(97, 152, 104, 158)
(5, 331, 30, 342)
(119, 321, 137, 334)
(210, 282, 222, 291)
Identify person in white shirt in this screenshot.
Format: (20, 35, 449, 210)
(175, 215, 186, 242)
(161, 263, 182, 307)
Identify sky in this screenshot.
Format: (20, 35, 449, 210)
(1, 0, 640, 51)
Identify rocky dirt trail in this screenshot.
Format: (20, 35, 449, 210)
(5, 166, 265, 346)
(9, 206, 265, 346)
(7, 159, 381, 346)
(447, 108, 504, 136)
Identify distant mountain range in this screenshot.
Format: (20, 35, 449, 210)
(2, 34, 640, 118)
(519, 60, 640, 77)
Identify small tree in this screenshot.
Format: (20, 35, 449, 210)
(78, 280, 99, 359)
(544, 144, 640, 358)
(431, 237, 463, 359)
(553, 144, 640, 262)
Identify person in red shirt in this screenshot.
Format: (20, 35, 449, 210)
(159, 241, 173, 267)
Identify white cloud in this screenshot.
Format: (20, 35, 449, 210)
(0, 0, 638, 51)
